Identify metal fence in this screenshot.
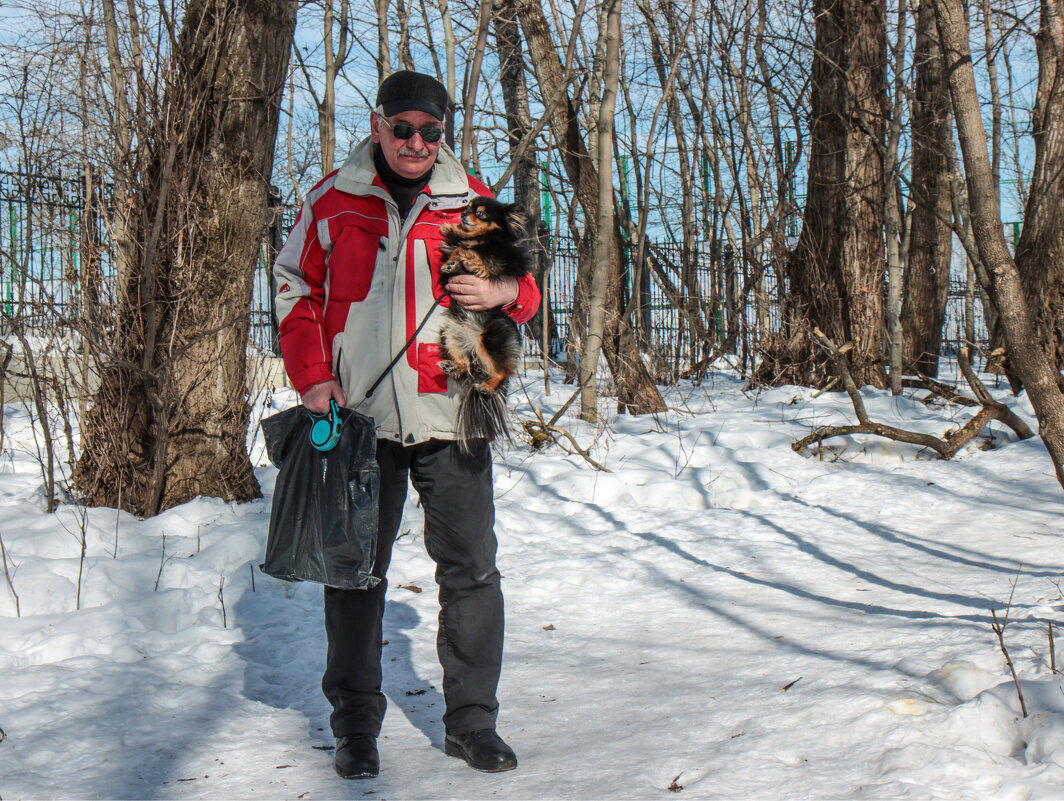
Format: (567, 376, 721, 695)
(0, 169, 115, 326)
(1, 168, 990, 376)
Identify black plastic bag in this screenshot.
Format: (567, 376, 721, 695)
(260, 404, 381, 589)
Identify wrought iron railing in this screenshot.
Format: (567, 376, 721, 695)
(0, 168, 991, 379)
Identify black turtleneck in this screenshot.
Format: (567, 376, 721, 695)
(373, 145, 432, 221)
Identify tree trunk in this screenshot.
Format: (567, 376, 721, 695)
(74, 0, 296, 516)
(648, 0, 701, 369)
(933, 0, 1064, 491)
(981, 0, 1002, 198)
(375, 0, 391, 83)
(492, 0, 549, 349)
(755, 0, 888, 390)
(982, 0, 1011, 378)
(943, 111, 998, 347)
(460, 0, 493, 171)
(320, 0, 351, 175)
(580, 0, 621, 423)
(99, 0, 138, 295)
(883, 0, 907, 394)
(293, 1, 350, 175)
(396, 0, 414, 70)
(901, 0, 952, 378)
(440, 0, 457, 150)
(1015, 0, 1064, 380)
(517, 0, 666, 414)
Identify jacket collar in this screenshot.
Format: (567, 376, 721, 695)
(334, 137, 471, 201)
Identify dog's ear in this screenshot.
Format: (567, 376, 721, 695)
(503, 203, 527, 238)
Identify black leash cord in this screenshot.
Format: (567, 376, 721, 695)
(363, 296, 443, 399)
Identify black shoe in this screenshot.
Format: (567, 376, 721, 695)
(334, 734, 379, 779)
(444, 729, 517, 772)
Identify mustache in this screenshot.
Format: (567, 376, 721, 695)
(399, 146, 431, 158)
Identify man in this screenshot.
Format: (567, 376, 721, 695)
(272, 71, 541, 779)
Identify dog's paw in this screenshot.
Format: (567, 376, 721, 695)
(442, 258, 470, 275)
(439, 360, 459, 375)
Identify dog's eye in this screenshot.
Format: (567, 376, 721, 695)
(475, 208, 487, 219)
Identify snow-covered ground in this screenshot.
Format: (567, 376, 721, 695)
(1, 366, 1063, 799)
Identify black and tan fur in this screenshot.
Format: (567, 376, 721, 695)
(437, 196, 530, 451)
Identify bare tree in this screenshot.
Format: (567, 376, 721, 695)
(317, 0, 354, 174)
(638, 0, 703, 370)
(291, 0, 354, 174)
(460, 0, 494, 170)
(376, 0, 392, 81)
(933, 0, 1064, 490)
(901, 0, 952, 379)
(440, 0, 458, 148)
(1014, 0, 1064, 380)
(491, 0, 551, 353)
(74, 0, 297, 516)
(517, 0, 666, 415)
(757, 0, 889, 389)
(99, 0, 138, 289)
(882, 0, 907, 395)
(579, 0, 621, 422)
(396, 0, 415, 69)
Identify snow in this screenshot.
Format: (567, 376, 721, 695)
(2, 366, 1064, 799)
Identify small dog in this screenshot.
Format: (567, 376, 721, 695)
(437, 196, 531, 451)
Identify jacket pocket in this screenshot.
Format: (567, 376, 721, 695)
(417, 342, 448, 394)
(411, 218, 453, 284)
(328, 217, 389, 302)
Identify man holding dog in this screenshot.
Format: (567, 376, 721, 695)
(272, 71, 540, 778)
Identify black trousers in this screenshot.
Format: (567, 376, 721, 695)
(322, 438, 503, 738)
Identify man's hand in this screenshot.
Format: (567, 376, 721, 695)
(445, 275, 519, 311)
(302, 379, 347, 413)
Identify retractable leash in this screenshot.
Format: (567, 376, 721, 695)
(309, 398, 344, 451)
(362, 296, 443, 400)
(308, 297, 443, 451)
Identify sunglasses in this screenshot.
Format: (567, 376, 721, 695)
(378, 116, 444, 143)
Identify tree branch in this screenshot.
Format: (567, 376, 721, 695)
(793, 329, 1032, 458)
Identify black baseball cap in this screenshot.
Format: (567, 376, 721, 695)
(376, 71, 450, 120)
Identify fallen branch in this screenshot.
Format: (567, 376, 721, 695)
(542, 423, 611, 472)
(521, 406, 611, 472)
(792, 330, 1032, 458)
(956, 347, 1033, 438)
(1051, 622, 1057, 674)
(902, 374, 980, 407)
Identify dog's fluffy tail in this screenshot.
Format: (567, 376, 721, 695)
(457, 386, 511, 454)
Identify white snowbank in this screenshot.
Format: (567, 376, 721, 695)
(1, 367, 1062, 799)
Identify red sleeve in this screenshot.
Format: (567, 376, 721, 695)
(503, 272, 542, 325)
(274, 188, 337, 394)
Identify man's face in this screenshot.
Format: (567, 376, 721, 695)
(371, 110, 445, 180)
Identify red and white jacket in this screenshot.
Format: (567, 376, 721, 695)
(273, 138, 541, 445)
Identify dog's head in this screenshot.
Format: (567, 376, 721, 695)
(459, 196, 527, 241)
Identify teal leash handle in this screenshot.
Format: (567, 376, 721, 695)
(309, 398, 343, 451)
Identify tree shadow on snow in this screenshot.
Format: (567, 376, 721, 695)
(380, 599, 448, 749)
(634, 527, 998, 633)
(232, 579, 333, 745)
(635, 553, 929, 680)
(230, 580, 446, 754)
(780, 494, 1064, 582)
